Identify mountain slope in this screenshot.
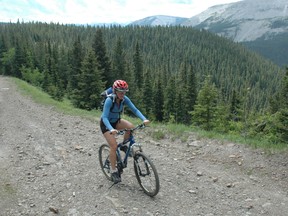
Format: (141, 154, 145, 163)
(242, 31, 288, 66)
(128, 0, 288, 66)
(183, 0, 288, 42)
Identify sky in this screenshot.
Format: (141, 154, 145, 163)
(0, 0, 242, 25)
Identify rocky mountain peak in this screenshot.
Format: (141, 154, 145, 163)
(183, 0, 288, 42)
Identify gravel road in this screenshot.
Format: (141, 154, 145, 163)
(0, 76, 287, 216)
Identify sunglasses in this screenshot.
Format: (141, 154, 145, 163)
(115, 88, 129, 92)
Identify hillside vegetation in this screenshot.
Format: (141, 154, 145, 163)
(0, 21, 287, 144)
(242, 32, 288, 67)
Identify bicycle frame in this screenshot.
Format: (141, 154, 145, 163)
(117, 135, 137, 169)
(115, 125, 143, 172)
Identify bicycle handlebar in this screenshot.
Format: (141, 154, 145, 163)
(116, 123, 146, 135)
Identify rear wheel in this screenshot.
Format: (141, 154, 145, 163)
(99, 144, 112, 181)
(133, 152, 160, 197)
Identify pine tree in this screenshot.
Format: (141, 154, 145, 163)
(186, 64, 197, 110)
(43, 41, 64, 101)
(68, 36, 83, 97)
(185, 64, 197, 124)
(173, 62, 196, 124)
(133, 42, 143, 89)
(92, 29, 112, 87)
(0, 35, 7, 74)
(273, 67, 288, 143)
(72, 50, 105, 110)
(112, 37, 126, 80)
(1, 48, 15, 76)
(14, 39, 25, 78)
(142, 69, 154, 119)
(192, 76, 219, 130)
(58, 46, 69, 91)
(153, 77, 164, 122)
(215, 96, 230, 133)
(163, 75, 176, 122)
(230, 90, 243, 121)
(175, 62, 188, 124)
(42, 69, 52, 93)
(174, 85, 185, 124)
(279, 67, 288, 109)
(274, 109, 288, 143)
(252, 68, 288, 144)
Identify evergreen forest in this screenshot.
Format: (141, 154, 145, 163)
(0, 21, 287, 144)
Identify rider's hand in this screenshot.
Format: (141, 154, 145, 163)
(110, 129, 118, 135)
(143, 119, 150, 126)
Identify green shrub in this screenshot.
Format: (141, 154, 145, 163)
(20, 66, 44, 87)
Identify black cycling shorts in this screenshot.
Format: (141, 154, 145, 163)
(100, 118, 120, 134)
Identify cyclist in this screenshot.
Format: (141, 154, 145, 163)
(100, 80, 150, 183)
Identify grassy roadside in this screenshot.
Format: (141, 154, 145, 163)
(12, 78, 98, 121)
(11, 77, 287, 152)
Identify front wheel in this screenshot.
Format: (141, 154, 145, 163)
(133, 152, 160, 197)
(99, 144, 112, 181)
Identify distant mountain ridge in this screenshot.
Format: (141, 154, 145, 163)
(129, 15, 187, 26)
(129, 0, 288, 42)
(129, 0, 288, 66)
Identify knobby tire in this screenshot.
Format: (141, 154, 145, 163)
(133, 152, 160, 197)
(99, 144, 112, 181)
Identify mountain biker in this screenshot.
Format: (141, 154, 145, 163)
(100, 80, 150, 183)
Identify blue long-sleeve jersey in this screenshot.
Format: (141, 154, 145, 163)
(101, 94, 147, 131)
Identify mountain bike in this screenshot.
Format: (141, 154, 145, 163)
(98, 124, 160, 197)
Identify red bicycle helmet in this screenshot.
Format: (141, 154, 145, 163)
(113, 80, 129, 92)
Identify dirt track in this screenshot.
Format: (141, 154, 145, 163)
(0, 76, 287, 216)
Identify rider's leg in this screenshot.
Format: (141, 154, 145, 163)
(116, 119, 134, 141)
(103, 131, 118, 171)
